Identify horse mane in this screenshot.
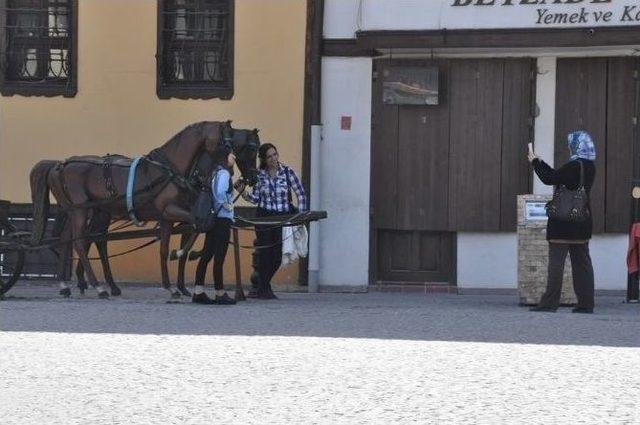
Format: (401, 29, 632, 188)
(156, 121, 224, 153)
(155, 121, 203, 153)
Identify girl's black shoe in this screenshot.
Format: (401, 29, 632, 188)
(571, 307, 593, 314)
(529, 306, 557, 312)
(214, 293, 237, 305)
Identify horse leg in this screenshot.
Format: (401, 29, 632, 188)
(92, 213, 120, 296)
(96, 238, 120, 296)
(57, 219, 74, 298)
(162, 204, 194, 225)
(76, 210, 104, 295)
(159, 220, 179, 298)
(175, 230, 192, 297)
(70, 210, 109, 299)
(170, 229, 197, 261)
(159, 204, 194, 299)
(75, 245, 88, 295)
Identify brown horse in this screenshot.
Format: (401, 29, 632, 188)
(30, 121, 259, 298)
(52, 209, 121, 297)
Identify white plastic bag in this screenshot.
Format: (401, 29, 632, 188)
(282, 225, 308, 265)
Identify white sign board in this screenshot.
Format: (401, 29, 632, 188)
(524, 201, 548, 221)
(357, 0, 640, 32)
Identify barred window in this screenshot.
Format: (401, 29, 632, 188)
(157, 0, 234, 100)
(0, 0, 77, 97)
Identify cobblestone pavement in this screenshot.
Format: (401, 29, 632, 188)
(1, 283, 639, 425)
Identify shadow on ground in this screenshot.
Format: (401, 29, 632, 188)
(1, 283, 638, 348)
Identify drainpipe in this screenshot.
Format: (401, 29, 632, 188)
(308, 125, 322, 291)
(302, 0, 324, 292)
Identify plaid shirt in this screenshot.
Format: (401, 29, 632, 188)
(245, 163, 307, 212)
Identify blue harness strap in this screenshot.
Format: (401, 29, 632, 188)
(126, 157, 144, 227)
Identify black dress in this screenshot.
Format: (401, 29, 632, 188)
(532, 158, 596, 240)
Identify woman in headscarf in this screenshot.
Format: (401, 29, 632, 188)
(527, 130, 596, 313)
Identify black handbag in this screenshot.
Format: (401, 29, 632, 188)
(193, 168, 225, 232)
(545, 160, 590, 222)
(193, 188, 217, 232)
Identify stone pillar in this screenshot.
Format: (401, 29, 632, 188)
(517, 194, 577, 306)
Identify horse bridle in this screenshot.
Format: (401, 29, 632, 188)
(191, 127, 259, 187)
(147, 122, 238, 195)
(230, 130, 259, 185)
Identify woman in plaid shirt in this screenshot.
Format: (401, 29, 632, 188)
(241, 143, 307, 299)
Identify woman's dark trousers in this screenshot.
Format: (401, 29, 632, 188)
(252, 208, 282, 298)
(194, 218, 231, 290)
(538, 242, 595, 310)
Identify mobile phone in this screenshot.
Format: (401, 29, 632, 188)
(528, 143, 533, 154)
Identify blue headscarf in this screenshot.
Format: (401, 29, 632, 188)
(568, 130, 596, 161)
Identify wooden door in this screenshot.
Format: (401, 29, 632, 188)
(555, 57, 640, 233)
(372, 59, 455, 284)
(371, 58, 534, 285)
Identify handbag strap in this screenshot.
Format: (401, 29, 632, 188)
(284, 165, 293, 205)
(578, 159, 584, 189)
(553, 160, 586, 194)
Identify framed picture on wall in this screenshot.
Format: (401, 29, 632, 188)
(382, 66, 439, 106)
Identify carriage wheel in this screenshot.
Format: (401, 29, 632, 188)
(0, 219, 25, 296)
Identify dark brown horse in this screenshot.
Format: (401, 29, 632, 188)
(30, 121, 259, 298)
(63, 126, 259, 298)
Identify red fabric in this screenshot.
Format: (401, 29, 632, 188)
(626, 223, 640, 273)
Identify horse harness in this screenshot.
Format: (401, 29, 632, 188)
(146, 148, 200, 195)
(57, 123, 236, 213)
(102, 154, 125, 199)
(57, 154, 197, 212)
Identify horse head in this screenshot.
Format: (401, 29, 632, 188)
(198, 120, 259, 185)
(201, 120, 233, 154)
(229, 127, 260, 186)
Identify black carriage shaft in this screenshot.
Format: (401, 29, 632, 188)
(6, 210, 327, 248)
(0, 209, 326, 297)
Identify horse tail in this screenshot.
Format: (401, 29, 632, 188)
(30, 160, 57, 245)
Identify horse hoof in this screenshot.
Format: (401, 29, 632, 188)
(110, 287, 122, 297)
(98, 291, 110, 299)
(171, 290, 181, 299)
(59, 287, 71, 298)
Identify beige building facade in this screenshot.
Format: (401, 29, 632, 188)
(0, 0, 307, 284)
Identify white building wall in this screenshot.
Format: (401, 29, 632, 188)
(590, 235, 628, 290)
(318, 57, 372, 290)
(533, 57, 556, 196)
(457, 233, 627, 291)
(323, 0, 359, 39)
(457, 233, 518, 289)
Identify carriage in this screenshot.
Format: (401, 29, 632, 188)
(0, 121, 326, 299)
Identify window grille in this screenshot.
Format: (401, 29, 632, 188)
(157, 0, 234, 99)
(0, 0, 77, 97)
